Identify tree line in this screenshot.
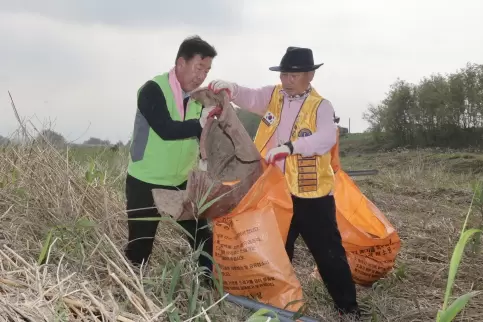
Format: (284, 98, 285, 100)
(0, 129, 124, 149)
(7, 61, 480, 153)
(36, 130, 123, 148)
(363, 62, 483, 149)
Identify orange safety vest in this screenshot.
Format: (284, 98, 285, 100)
(330, 127, 341, 173)
(253, 85, 334, 198)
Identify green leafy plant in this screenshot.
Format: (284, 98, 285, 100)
(84, 158, 106, 185)
(38, 217, 97, 266)
(436, 182, 482, 321)
(127, 182, 233, 321)
(469, 181, 483, 255)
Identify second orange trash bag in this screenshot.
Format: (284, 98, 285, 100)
(212, 164, 304, 312)
(312, 169, 401, 285)
(311, 129, 401, 285)
(332, 170, 401, 285)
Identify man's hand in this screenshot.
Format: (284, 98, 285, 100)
(200, 106, 222, 128)
(208, 80, 236, 99)
(265, 143, 293, 164)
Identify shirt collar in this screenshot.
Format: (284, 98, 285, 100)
(280, 84, 312, 100)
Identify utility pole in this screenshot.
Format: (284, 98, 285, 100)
(349, 117, 351, 133)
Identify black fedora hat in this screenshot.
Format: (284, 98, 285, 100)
(269, 47, 323, 72)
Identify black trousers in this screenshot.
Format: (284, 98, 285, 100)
(286, 194, 359, 315)
(124, 174, 213, 271)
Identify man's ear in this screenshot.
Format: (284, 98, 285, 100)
(176, 56, 186, 68)
(307, 71, 315, 82)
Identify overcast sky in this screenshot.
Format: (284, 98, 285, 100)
(1, 0, 482, 143)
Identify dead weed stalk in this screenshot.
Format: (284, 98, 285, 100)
(0, 131, 237, 321)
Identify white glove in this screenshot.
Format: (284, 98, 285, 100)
(265, 144, 292, 164)
(208, 80, 236, 100)
(200, 106, 215, 128)
(198, 159, 208, 171)
(199, 106, 222, 128)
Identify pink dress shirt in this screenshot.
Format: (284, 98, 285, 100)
(232, 84, 337, 173)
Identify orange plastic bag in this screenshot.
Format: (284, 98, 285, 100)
(213, 164, 304, 311)
(334, 170, 401, 285)
(312, 170, 401, 285)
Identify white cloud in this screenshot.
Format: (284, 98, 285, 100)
(0, 0, 241, 29)
(1, 0, 483, 142)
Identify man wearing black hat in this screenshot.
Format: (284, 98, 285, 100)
(208, 47, 360, 318)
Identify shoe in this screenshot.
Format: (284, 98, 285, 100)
(337, 307, 362, 321)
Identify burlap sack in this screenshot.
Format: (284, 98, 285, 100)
(152, 88, 263, 221)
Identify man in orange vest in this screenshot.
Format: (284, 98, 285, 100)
(208, 47, 360, 318)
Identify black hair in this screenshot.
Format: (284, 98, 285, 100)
(175, 35, 217, 63)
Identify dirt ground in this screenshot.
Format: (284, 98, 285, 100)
(290, 138, 483, 321)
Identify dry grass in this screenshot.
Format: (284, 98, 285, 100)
(0, 138, 246, 322)
(1, 129, 483, 321)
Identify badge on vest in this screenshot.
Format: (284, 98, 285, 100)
(298, 128, 312, 137)
(262, 111, 276, 126)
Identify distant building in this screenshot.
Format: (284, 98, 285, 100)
(334, 115, 349, 135)
(339, 126, 349, 135)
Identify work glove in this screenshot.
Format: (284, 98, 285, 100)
(265, 143, 293, 164)
(198, 159, 208, 171)
(200, 106, 222, 128)
(208, 80, 236, 100)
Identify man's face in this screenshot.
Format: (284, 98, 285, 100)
(279, 71, 312, 96)
(177, 54, 213, 92)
